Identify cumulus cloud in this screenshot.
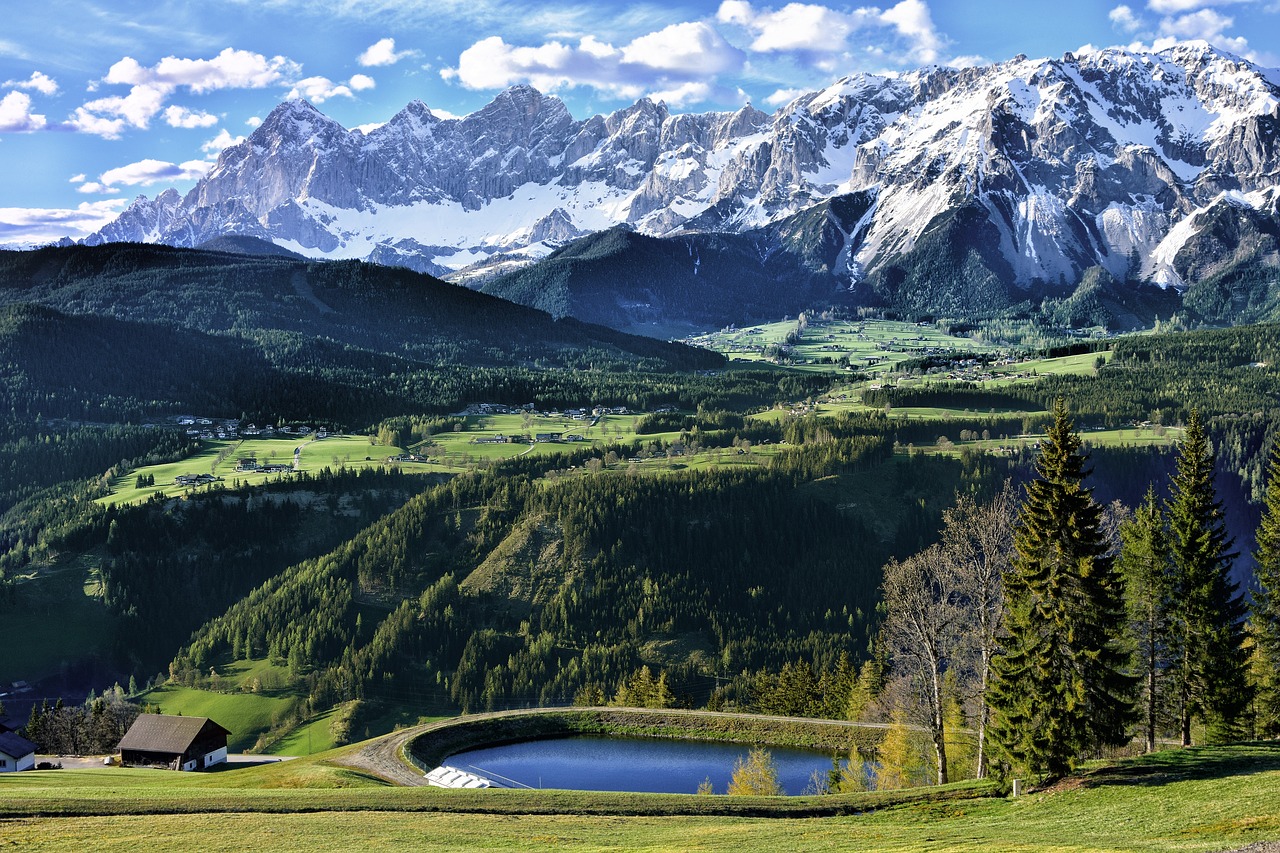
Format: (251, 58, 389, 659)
(764, 86, 806, 106)
(358, 37, 410, 66)
(71, 48, 300, 138)
(3, 71, 58, 95)
(202, 128, 246, 154)
(98, 158, 210, 188)
(717, 0, 948, 65)
(1110, 4, 1144, 33)
(880, 0, 945, 63)
(104, 48, 299, 93)
(1147, 0, 1252, 12)
(1158, 7, 1238, 38)
(349, 73, 376, 91)
(286, 76, 355, 103)
(164, 105, 220, 129)
(443, 21, 742, 104)
(0, 91, 46, 132)
(0, 200, 127, 244)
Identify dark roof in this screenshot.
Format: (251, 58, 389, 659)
(117, 715, 230, 754)
(0, 730, 36, 758)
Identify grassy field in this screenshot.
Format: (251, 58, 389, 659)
(906, 425, 1187, 457)
(689, 318, 997, 374)
(144, 680, 299, 753)
(0, 743, 1276, 851)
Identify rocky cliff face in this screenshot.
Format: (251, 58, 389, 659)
(89, 40, 1280, 311)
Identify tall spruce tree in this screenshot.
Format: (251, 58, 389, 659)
(1118, 487, 1175, 752)
(1167, 409, 1251, 744)
(1250, 447, 1280, 737)
(988, 399, 1134, 783)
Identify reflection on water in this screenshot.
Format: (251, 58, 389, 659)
(446, 735, 841, 795)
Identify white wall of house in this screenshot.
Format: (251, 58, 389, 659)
(203, 747, 228, 768)
(0, 750, 34, 772)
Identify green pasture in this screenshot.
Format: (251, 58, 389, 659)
(99, 435, 445, 506)
(690, 318, 997, 373)
(144, 681, 300, 753)
(908, 425, 1187, 457)
(0, 743, 1277, 851)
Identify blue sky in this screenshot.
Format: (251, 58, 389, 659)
(2, 0, 1278, 244)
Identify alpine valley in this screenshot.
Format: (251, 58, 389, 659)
(5, 31, 1280, 851)
(87, 40, 1280, 333)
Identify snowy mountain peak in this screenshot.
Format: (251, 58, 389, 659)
(87, 41, 1280, 308)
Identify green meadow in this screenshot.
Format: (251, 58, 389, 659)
(0, 743, 1276, 852)
(690, 317, 996, 374)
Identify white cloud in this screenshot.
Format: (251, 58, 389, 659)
(1158, 7, 1236, 38)
(716, 0, 948, 66)
(105, 48, 300, 94)
(77, 181, 117, 195)
(3, 71, 58, 95)
(354, 122, 385, 134)
(718, 1, 862, 53)
(246, 116, 262, 127)
(98, 158, 210, 188)
(164, 105, 220, 128)
(0, 91, 46, 132)
(349, 73, 376, 91)
(67, 108, 127, 139)
(647, 81, 712, 107)
(358, 37, 410, 66)
(71, 48, 300, 138)
(202, 128, 245, 153)
(71, 84, 167, 136)
(622, 22, 743, 74)
(764, 86, 805, 106)
(428, 107, 462, 120)
(69, 173, 86, 183)
(0, 200, 127, 244)
(443, 22, 742, 104)
(1147, 0, 1252, 12)
(880, 0, 945, 63)
(286, 76, 355, 103)
(1110, 5, 1144, 33)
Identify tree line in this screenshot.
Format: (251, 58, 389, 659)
(878, 401, 1275, 788)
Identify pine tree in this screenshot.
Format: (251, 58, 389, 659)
(1167, 409, 1251, 744)
(1254, 447, 1280, 736)
(988, 399, 1135, 784)
(1118, 487, 1175, 753)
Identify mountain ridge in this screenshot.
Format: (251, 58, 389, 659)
(86, 40, 1280, 320)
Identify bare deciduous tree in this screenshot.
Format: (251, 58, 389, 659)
(882, 542, 960, 784)
(941, 481, 1017, 779)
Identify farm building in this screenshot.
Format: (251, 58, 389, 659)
(117, 714, 230, 771)
(0, 731, 36, 772)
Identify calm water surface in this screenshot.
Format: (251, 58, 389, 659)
(446, 735, 840, 795)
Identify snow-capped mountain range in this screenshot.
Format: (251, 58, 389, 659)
(89, 40, 1280, 299)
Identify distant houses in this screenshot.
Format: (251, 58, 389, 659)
(233, 459, 294, 475)
(174, 473, 219, 488)
(117, 714, 230, 771)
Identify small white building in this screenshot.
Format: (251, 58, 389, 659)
(0, 731, 36, 772)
